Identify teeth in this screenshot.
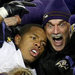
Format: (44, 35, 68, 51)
(32, 50, 37, 53)
(55, 36, 60, 38)
(52, 34, 62, 39)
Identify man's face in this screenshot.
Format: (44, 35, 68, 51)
(45, 19, 70, 51)
(15, 26, 47, 63)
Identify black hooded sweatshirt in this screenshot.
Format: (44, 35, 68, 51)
(35, 33, 75, 75)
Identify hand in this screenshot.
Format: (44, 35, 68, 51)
(4, 15, 21, 26)
(3, 1, 36, 17)
(0, 1, 36, 18)
(8, 67, 32, 75)
(0, 68, 32, 75)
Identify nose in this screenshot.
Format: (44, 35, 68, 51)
(54, 25, 59, 34)
(34, 42, 41, 49)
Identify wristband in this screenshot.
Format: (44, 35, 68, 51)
(0, 7, 8, 18)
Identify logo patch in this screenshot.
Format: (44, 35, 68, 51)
(55, 59, 69, 70)
(43, 14, 48, 19)
(71, 23, 75, 32)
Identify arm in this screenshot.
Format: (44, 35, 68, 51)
(0, 1, 36, 23)
(4, 15, 21, 26)
(0, 1, 36, 45)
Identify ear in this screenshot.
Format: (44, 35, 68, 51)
(14, 34, 21, 46)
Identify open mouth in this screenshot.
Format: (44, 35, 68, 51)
(52, 34, 63, 46)
(30, 49, 39, 57)
(53, 36, 63, 40)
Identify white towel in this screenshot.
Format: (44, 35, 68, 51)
(0, 41, 37, 75)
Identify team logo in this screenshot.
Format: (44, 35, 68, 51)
(71, 23, 75, 32)
(55, 59, 69, 70)
(43, 14, 48, 19)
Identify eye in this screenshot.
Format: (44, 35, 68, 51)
(41, 42, 46, 47)
(59, 22, 66, 26)
(32, 36, 36, 40)
(47, 22, 53, 28)
(48, 24, 53, 28)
